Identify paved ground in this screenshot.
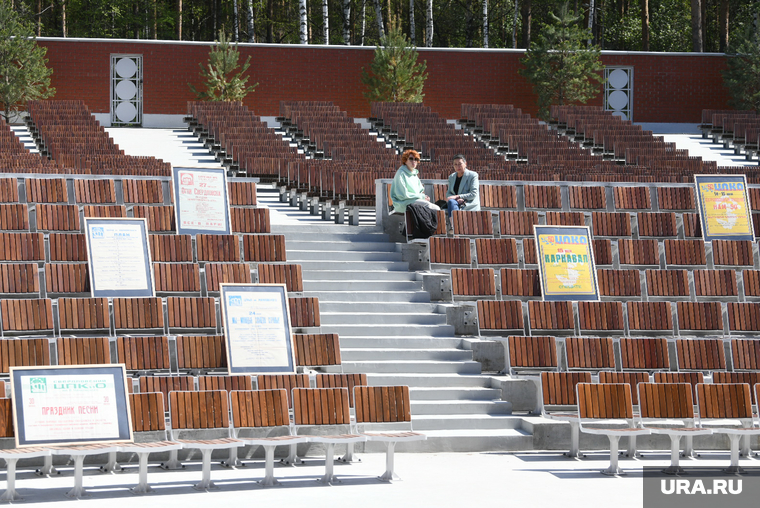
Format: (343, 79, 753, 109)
(9, 449, 760, 507)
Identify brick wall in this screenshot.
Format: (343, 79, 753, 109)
(39, 38, 729, 123)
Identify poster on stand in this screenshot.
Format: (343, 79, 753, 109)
(535, 225, 599, 301)
(172, 167, 231, 235)
(220, 284, 295, 374)
(10, 364, 133, 448)
(84, 217, 154, 298)
(694, 175, 754, 241)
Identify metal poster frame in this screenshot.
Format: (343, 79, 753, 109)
(534, 225, 600, 302)
(694, 174, 754, 242)
(84, 217, 154, 298)
(172, 167, 231, 236)
(10, 364, 133, 448)
(219, 283, 296, 375)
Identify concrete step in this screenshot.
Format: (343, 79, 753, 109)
(341, 348, 472, 361)
(411, 414, 521, 431)
(296, 260, 409, 271)
(302, 270, 417, 281)
(288, 250, 403, 261)
(279, 231, 390, 243)
(409, 386, 503, 400)
(318, 302, 438, 313)
(410, 400, 512, 415)
(273, 224, 384, 235)
(384, 429, 533, 453)
(285, 240, 398, 252)
(303, 280, 422, 291)
(303, 291, 431, 303)
(339, 336, 464, 349)
(324, 324, 455, 337)
(368, 373, 494, 388)
(320, 312, 447, 325)
(344, 360, 481, 374)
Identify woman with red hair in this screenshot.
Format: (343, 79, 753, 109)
(390, 149, 440, 213)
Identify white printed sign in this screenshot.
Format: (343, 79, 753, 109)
(173, 167, 230, 235)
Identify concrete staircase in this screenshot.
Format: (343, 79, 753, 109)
(269, 193, 530, 452)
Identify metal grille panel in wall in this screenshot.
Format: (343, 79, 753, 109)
(111, 54, 143, 126)
(604, 66, 633, 121)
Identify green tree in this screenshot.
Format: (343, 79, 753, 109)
(361, 26, 428, 103)
(0, 0, 55, 123)
(190, 31, 258, 101)
(722, 24, 760, 111)
(519, 1, 604, 120)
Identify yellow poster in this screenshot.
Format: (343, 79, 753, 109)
(695, 176, 753, 240)
(535, 226, 598, 301)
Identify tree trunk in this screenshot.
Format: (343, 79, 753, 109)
(690, 0, 702, 52)
(587, 0, 594, 46)
(233, 0, 240, 41)
(512, 0, 519, 48)
(248, 0, 255, 42)
(640, 0, 649, 51)
(425, 0, 433, 46)
(323, 0, 329, 43)
(373, 0, 385, 38)
(361, 0, 366, 44)
(409, 0, 415, 44)
(37, 0, 42, 36)
(520, 0, 530, 48)
(483, 0, 488, 48)
(267, 0, 273, 42)
(300, 0, 308, 43)
(177, 0, 182, 40)
(62, 0, 67, 37)
(343, 0, 351, 44)
(719, 0, 728, 52)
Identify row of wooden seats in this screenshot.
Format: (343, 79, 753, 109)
(476, 298, 760, 334)
(504, 334, 760, 374)
(0, 295, 320, 333)
(0, 333, 340, 374)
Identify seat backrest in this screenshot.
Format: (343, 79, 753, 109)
(713, 372, 760, 404)
(540, 371, 592, 409)
(293, 333, 341, 368)
(0, 398, 13, 438)
(198, 375, 253, 392)
(292, 387, 351, 426)
(507, 335, 557, 373)
(117, 336, 171, 371)
(638, 383, 694, 419)
(577, 383, 634, 420)
(619, 338, 670, 371)
(315, 373, 368, 407)
(56, 337, 110, 365)
(257, 374, 310, 408)
(175, 335, 227, 371)
(354, 386, 412, 424)
(169, 390, 230, 430)
(598, 371, 650, 404)
(139, 375, 195, 411)
(129, 392, 166, 432)
(675, 338, 726, 371)
(229, 389, 290, 429)
(0, 338, 51, 373)
(696, 383, 753, 420)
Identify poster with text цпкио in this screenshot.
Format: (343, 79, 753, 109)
(173, 167, 230, 236)
(85, 218, 154, 298)
(220, 284, 295, 375)
(535, 225, 599, 301)
(695, 175, 754, 241)
(10, 365, 133, 447)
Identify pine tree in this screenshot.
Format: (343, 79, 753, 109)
(722, 25, 760, 112)
(519, 1, 604, 120)
(190, 31, 257, 101)
(361, 27, 428, 103)
(0, 0, 55, 123)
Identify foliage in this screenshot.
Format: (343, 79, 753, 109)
(361, 27, 428, 103)
(190, 31, 258, 101)
(0, 0, 55, 123)
(722, 25, 760, 111)
(519, 1, 603, 120)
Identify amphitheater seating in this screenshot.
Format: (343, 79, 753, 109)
(506, 335, 557, 375)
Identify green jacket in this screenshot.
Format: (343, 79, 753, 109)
(390, 165, 426, 213)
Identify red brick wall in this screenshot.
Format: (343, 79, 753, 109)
(39, 38, 729, 123)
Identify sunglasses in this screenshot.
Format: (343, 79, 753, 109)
(409, 157, 420, 162)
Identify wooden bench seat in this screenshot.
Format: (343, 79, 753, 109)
(228, 181, 257, 206)
(498, 211, 538, 236)
(45, 263, 89, 294)
(58, 297, 110, 331)
(82, 204, 127, 218)
(256, 373, 311, 408)
(694, 269, 737, 297)
(167, 296, 217, 330)
(474, 238, 518, 266)
(0, 263, 39, 294)
(0, 399, 51, 502)
(619, 337, 670, 371)
(198, 374, 253, 392)
(653, 372, 704, 400)
(242, 234, 287, 262)
(592, 239, 613, 265)
(730, 338, 760, 371)
(524, 185, 561, 209)
(205, 262, 252, 292)
(565, 337, 615, 370)
(528, 301, 574, 332)
(73, 179, 116, 204)
(522, 238, 537, 264)
(675, 338, 726, 371)
(677, 302, 723, 332)
(113, 297, 164, 331)
(741, 270, 760, 297)
(257, 263, 303, 292)
(0, 204, 29, 231)
(117, 336, 171, 372)
(613, 186, 651, 210)
(0, 298, 53, 333)
(288, 296, 320, 328)
(0, 178, 18, 203)
(176, 335, 227, 372)
(626, 301, 673, 331)
(598, 372, 650, 404)
(197, 234, 240, 262)
(727, 302, 760, 332)
(451, 268, 496, 300)
(123, 179, 165, 204)
(429, 237, 472, 267)
(618, 239, 659, 266)
(231, 208, 271, 233)
(712, 240, 754, 267)
(133, 205, 176, 232)
(477, 300, 524, 333)
(645, 269, 689, 298)
(664, 239, 706, 267)
(451, 210, 494, 237)
(137, 375, 195, 410)
(0, 337, 50, 373)
(315, 373, 368, 408)
(56, 337, 110, 365)
(682, 213, 702, 238)
(597, 269, 640, 297)
(48, 233, 86, 261)
(545, 211, 586, 226)
(713, 372, 760, 403)
(506, 335, 557, 375)
(480, 184, 516, 209)
(577, 302, 624, 332)
(0, 232, 44, 262)
(35, 204, 81, 232)
(294, 333, 341, 368)
(592, 212, 631, 237)
(500, 268, 541, 297)
(153, 263, 201, 294)
(149, 234, 193, 262)
(657, 187, 695, 211)
(636, 212, 677, 237)
(25, 177, 67, 203)
(539, 371, 592, 458)
(568, 186, 606, 210)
